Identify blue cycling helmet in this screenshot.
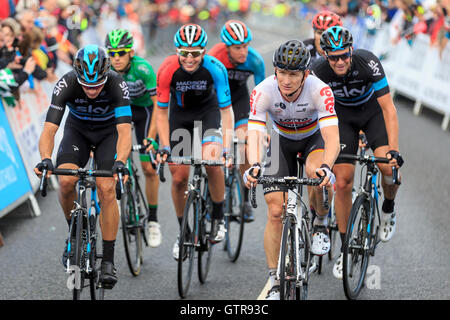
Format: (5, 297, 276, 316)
(73, 45, 111, 87)
(220, 20, 252, 46)
(320, 26, 353, 52)
(174, 24, 208, 48)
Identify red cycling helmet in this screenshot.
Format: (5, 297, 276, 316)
(312, 11, 343, 31)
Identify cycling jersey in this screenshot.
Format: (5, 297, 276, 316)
(156, 54, 231, 111)
(118, 55, 157, 107)
(311, 49, 390, 108)
(248, 74, 338, 141)
(46, 70, 132, 127)
(209, 43, 265, 129)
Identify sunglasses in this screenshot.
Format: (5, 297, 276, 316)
(326, 51, 352, 62)
(108, 49, 130, 57)
(176, 49, 205, 58)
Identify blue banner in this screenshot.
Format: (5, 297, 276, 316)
(0, 99, 32, 211)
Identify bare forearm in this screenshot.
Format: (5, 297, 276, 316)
(116, 123, 132, 163)
(378, 94, 399, 150)
(247, 130, 264, 165)
(156, 108, 170, 147)
(220, 108, 234, 151)
(321, 125, 340, 168)
(147, 96, 158, 139)
(39, 122, 58, 159)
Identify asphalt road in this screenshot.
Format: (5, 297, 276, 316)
(1, 24, 449, 301)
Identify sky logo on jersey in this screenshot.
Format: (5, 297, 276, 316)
(368, 60, 382, 76)
(333, 85, 368, 98)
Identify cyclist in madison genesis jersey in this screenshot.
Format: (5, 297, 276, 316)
(244, 40, 340, 300)
(155, 24, 234, 260)
(312, 26, 404, 279)
(209, 20, 265, 222)
(34, 45, 132, 287)
(303, 11, 343, 67)
(105, 29, 162, 247)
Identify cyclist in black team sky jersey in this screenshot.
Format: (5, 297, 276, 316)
(105, 29, 162, 248)
(311, 26, 404, 280)
(209, 20, 265, 222)
(244, 40, 340, 300)
(155, 24, 234, 261)
(34, 45, 132, 287)
(303, 11, 343, 67)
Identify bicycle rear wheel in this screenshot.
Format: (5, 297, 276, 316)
(223, 169, 245, 262)
(343, 194, 371, 300)
(198, 195, 214, 284)
(120, 185, 143, 276)
(178, 192, 197, 298)
(279, 217, 297, 300)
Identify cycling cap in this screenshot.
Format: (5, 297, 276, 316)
(320, 26, 353, 52)
(73, 45, 110, 87)
(312, 11, 343, 30)
(221, 20, 252, 46)
(174, 24, 208, 48)
(273, 40, 311, 71)
(105, 29, 133, 50)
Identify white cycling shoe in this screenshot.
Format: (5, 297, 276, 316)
(379, 210, 396, 242)
(265, 285, 280, 300)
(148, 221, 162, 247)
(333, 253, 343, 280)
(311, 226, 331, 256)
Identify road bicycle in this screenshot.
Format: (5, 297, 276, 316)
(338, 153, 400, 300)
(158, 156, 223, 298)
(119, 144, 153, 276)
(39, 154, 123, 300)
(250, 157, 325, 300)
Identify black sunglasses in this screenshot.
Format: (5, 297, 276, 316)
(326, 51, 352, 62)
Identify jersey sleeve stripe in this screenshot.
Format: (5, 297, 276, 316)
(372, 77, 388, 92)
(157, 101, 169, 108)
(115, 105, 132, 118)
(235, 118, 248, 129)
(202, 135, 223, 145)
(220, 103, 232, 109)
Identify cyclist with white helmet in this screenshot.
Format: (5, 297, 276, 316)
(155, 24, 234, 260)
(209, 20, 265, 222)
(34, 44, 132, 287)
(105, 29, 162, 248)
(312, 26, 404, 279)
(244, 40, 340, 300)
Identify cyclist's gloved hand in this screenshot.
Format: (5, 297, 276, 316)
(157, 145, 170, 163)
(112, 160, 130, 178)
(243, 163, 261, 188)
(222, 147, 233, 168)
(34, 158, 54, 177)
(386, 150, 404, 168)
(315, 164, 336, 186)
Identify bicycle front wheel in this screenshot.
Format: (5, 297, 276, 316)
(279, 217, 297, 300)
(223, 169, 245, 262)
(198, 196, 214, 284)
(178, 192, 197, 298)
(120, 185, 143, 276)
(343, 194, 371, 300)
(71, 210, 87, 300)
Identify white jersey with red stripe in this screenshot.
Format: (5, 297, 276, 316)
(248, 74, 338, 140)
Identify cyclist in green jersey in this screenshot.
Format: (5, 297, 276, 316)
(105, 29, 162, 247)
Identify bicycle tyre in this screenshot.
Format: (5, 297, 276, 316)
(178, 192, 196, 298)
(298, 217, 311, 300)
(136, 183, 150, 248)
(120, 185, 143, 276)
(224, 169, 245, 262)
(198, 194, 214, 284)
(279, 217, 297, 300)
(72, 210, 87, 300)
(343, 194, 371, 300)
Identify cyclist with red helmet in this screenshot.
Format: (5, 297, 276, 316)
(303, 11, 343, 66)
(209, 20, 265, 222)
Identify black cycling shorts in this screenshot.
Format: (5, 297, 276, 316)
(263, 130, 324, 195)
(169, 107, 222, 157)
(231, 89, 250, 130)
(56, 120, 117, 170)
(132, 105, 156, 161)
(335, 98, 388, 164)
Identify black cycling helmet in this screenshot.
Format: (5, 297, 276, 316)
(272, 40, 311, 71)
(320, 26, 353, 52)
(73, 45, 110, 87)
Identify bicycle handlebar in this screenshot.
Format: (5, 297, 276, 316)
(250, 176, 325, 208)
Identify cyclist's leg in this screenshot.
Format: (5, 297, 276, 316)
(56, 123, 91, 223)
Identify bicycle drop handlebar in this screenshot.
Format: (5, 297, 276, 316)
(156, 156, 225, 183)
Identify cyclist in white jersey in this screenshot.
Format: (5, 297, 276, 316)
(243, 40, 340, 300)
